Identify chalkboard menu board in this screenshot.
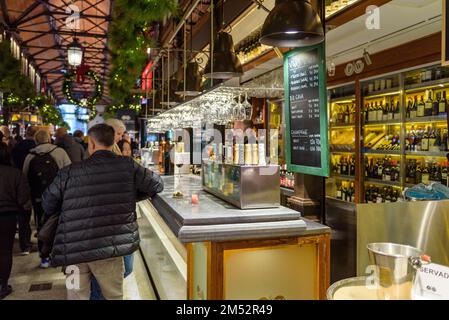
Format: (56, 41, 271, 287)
(284, 44, 329, 177)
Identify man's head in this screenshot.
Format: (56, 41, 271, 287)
(35, 130, 51, 145)
(0, 125, 10, 138)
(55, 127, 68, 139)
(88, 124, 115, 155)
(25, 126, 37, 140)
(73, 130, 84, 139)
(105, 119, 126, 144)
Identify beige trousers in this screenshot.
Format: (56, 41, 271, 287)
(66, 256, 124, 300)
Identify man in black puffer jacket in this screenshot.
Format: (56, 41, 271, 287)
(41, 124, 163, 300)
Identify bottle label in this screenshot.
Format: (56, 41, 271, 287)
(439, 103, 446, 114)
(377, 197, 383, 203)
(385, 174, 391, 181)
(388, 113, 394, 120)
(378, 168, 383, 176)
(377, 110, 383, 121)
(418, 106, 424, 117)
(410, 110, 417, 118)
(422, 174, 430, 184)
(422, 139, 429, 151)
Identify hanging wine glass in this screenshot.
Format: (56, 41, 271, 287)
(238, 94, 246, 121)
(243, 92, 253, 121)
(231, 95, 240, 121)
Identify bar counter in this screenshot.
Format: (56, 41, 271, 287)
(137, 174, 331, 300)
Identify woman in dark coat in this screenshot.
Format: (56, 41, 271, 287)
(0, 142, 31, 299)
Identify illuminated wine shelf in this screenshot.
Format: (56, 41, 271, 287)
(364, 150, 401, 155)
(405, 151, 448, 157)
(364, 119, 402, 126)
(405, 78, 449, 92)
(330, 174, 355, 181)
(405, 115, 448, 123)
(365, 178, 401, 187)
(329, 124, 355, 129)
(330, 96, 356, 103)
(329, 148, 355, 154)
(363, 87, 401, 99)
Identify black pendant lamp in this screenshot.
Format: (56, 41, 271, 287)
(259, 0, 324, 48)
(203, 31, 243, 79)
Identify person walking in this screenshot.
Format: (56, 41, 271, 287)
(73, 130, 88, 150)
(11, 126, 37, 255)
(55, 128, 86, 164)
(11, 126, 37, 170)
(0, 143, 31, 299)
(105, 118, 126, 155)
(41, 124, 163, 300)
(23, 130, 71, 268)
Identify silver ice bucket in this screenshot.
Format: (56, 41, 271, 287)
(367, 242, 430, 300)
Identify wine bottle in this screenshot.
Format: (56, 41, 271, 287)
(421, 128, 429, 151)
(424, 90, 433, 117)
(336, 182, 343, 200)
(406, 98, 412, 118)
(440, 91, 448, 115)
(432, 91, 439, 116)
(376, 101, 383, 121)
(429, 129, 437, 150)
(417, 95, 425, 117)
(422, 164, 430, 184)
(350, 156, 355, 176)
(382, 100, 388, 121)
(416, 163, 422, 184)
(442, 162, 448, 186)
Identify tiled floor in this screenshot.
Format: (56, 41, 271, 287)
(4, 232, 157, 300)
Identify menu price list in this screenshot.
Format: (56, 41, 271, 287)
(288, 48, 322, 168)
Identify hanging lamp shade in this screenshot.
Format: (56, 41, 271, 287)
(67, 38, 83, 66)
(203, 31, 243, 79)
(176, 61, 202, 96)
(259, 0, 324, 48)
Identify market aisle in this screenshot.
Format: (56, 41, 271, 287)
(4, 231, 156, 300)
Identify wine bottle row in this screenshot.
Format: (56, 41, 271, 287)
(365, 156, 400, 182)
(405, 127, 449, 152)
(406, 90, 448, 118)
(336, 181, 355, 202)
(405, 159, 449, 186)
(330, 103, 356, 125)
(365, 185, 401, 203)
(364, 97, 400, 123)
(331, 155, 356, 176)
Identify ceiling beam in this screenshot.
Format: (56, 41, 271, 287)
(0, 0, 11, 26)
(16, 28, 108, 38)
(11, 2, 42, 27)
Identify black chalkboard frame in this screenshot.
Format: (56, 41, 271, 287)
(443, 0, 449, 66)
(284, 43, 330, 177)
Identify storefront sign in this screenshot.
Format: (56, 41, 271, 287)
(414, 263, 449, 300)
(443, 0, 449, 66)
(284, 43, 329, 177)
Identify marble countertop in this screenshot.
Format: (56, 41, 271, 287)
(146, 174, 330, 242)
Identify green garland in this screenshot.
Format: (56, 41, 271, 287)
(34, 95, 69, 129)
(63, 70, 103, 108)
(75, 105, 97, 124)
(107, 0, 178, 102)
(0, 40, 36, 111)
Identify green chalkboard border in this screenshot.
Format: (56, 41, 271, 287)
(284, 43, 330, 177)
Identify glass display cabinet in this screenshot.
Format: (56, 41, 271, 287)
(202, 160, 280, 209)
(326, 83, 356, 202)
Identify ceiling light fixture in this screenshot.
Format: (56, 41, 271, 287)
(259, 0, 324, 48)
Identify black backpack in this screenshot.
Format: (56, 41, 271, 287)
(28, 147, 59, 200)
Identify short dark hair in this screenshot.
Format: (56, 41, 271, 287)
(88, 124, 115, 147)
(73, 130, 84, 138)
(0, 142, 11, 166)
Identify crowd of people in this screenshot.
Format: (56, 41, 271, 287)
(0, 121, 163, 300)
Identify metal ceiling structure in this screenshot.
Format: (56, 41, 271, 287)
(0, 0, 113, 104)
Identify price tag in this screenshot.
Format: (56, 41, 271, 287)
(413, 263, 449, 300)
